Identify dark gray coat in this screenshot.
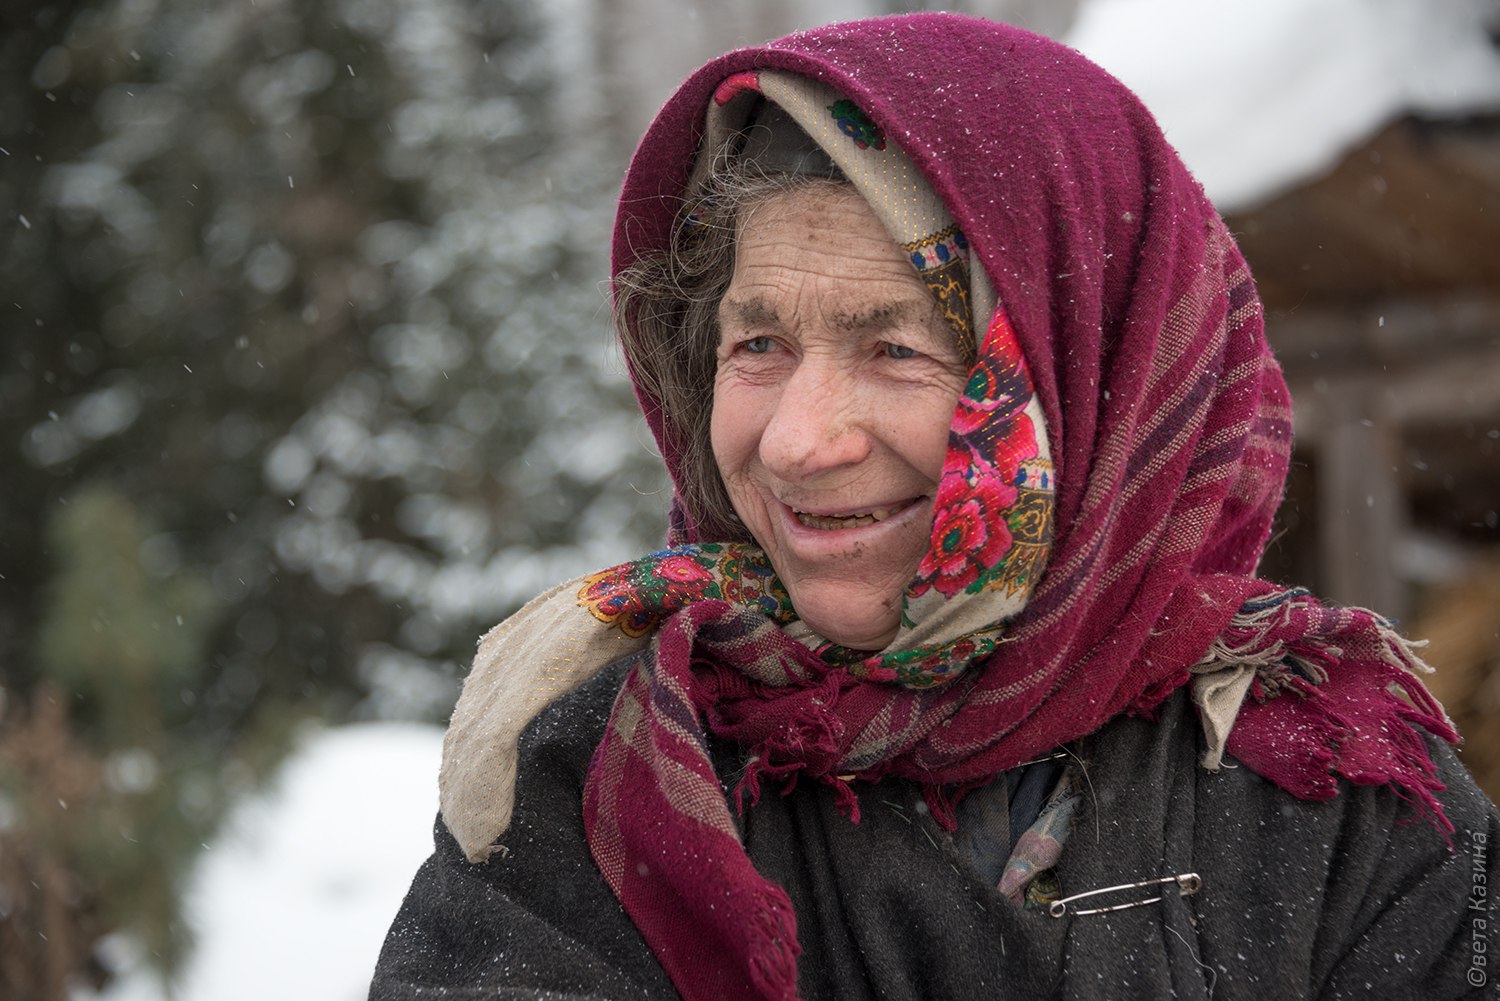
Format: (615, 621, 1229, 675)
(371, 657, 1500, 999)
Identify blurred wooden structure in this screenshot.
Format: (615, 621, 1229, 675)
(1228, 113, 1500, 802)
(1417, 559, 1500, 805)
(1232, 113, 1500, 615)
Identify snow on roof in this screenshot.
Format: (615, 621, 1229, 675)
(1066, 0, 1500, 211)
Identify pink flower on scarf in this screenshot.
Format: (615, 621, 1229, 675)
(913, 475, 1017, 598)
(656, 554, 713, 585)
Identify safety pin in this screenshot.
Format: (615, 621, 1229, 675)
(1014, 750, 1070, 768)
(1047, 872, 1202, 919)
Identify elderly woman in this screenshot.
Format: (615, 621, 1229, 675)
(372, 14, 1498, 1000)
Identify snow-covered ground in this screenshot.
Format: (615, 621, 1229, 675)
(1066, 0, 1500, 210)
(79, 724, 443, 1001)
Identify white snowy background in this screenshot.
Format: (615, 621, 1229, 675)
(75, 0, 1500, 998)
(75, 725, 442, 1001)
(1071, 0, 1500, 210)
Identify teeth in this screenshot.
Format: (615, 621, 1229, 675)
(798, 512, 877, 530)
(795, 504, 904, 530)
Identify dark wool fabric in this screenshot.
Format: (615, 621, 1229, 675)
(371, 656, 1500, 1000)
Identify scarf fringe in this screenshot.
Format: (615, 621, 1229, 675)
(733, 670, 863, 824)
(1196, 588, 1460, 837)
(737, 757, 864, 824)
(746, 888, 802, 1001)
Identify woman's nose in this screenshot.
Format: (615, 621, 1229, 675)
(757, 361, 872, 482)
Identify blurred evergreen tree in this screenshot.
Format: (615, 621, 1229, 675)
(3, 487, 234, 995)
(0, 0, 668, 989)
(37, 486, 218, 744)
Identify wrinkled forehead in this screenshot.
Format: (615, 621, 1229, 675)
(690, 70, 990, 365)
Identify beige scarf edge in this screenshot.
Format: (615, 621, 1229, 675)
(438, 576, 646, 862)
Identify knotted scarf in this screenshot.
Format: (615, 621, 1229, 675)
(439, 15, 1460, 1001)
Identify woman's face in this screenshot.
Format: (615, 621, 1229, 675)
(711, 186, 967, 650)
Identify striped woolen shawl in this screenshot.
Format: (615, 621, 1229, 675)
(442, 14, 1460, 1001)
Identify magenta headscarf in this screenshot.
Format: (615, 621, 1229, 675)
(589, 14, 1457, 1000)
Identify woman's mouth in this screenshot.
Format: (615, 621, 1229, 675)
(793, 499, 920, 530)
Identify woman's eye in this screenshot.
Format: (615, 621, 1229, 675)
(743, 336, 774, 354)
(884, 342, 917, 360)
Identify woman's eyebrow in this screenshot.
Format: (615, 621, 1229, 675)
(718, 296, 780, 329)
(720, 295, 936, 336)
(829, 300, 928, 333)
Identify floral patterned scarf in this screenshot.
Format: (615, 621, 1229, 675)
(439, 16, 1460, 1001)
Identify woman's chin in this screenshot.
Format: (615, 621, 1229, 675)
(795, 599, 901, 652)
